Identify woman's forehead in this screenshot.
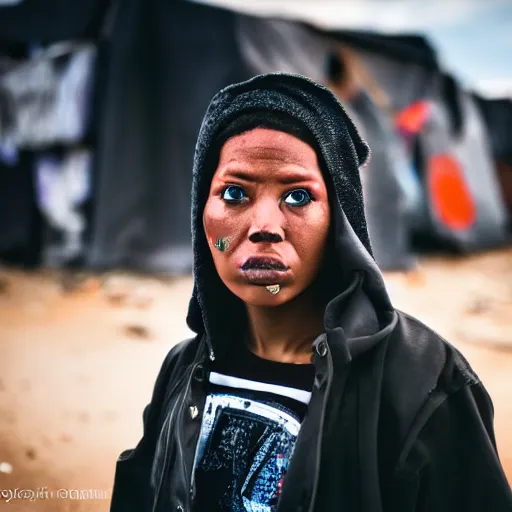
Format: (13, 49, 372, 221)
(214, 128, 324, 181)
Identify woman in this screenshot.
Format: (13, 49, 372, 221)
(110, 74, 512, 512)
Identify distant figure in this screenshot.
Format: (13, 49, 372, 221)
(110, 74, 512, 511)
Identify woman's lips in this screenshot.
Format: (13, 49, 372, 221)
(241, 256, 288, 271)
(242, 269, 288, 285)
(240, 256, 289, 285)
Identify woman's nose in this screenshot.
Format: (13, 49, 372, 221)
(247, 197, 285, 243)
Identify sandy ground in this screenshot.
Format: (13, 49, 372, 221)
(0, 249, 511, 511)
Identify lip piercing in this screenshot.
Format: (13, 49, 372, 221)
(266, 284, 281, 295)
(214, 237, 230, 252)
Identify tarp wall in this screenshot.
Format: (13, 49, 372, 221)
(88, 0, 251, 273)
(417, 75, 509, 250)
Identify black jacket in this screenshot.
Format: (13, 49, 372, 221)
(110, 74, 512, 511)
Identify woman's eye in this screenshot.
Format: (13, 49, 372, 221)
(284, 189, 312, 207)
(222, 185, 247, 203)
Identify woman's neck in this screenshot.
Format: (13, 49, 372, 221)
(245, 290, 325, 364)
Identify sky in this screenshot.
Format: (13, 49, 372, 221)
(193, 0, 512, 97)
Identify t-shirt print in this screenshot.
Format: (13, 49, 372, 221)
(192, 372, 312, 512)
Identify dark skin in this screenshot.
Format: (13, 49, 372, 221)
(203, 128, 331, 364)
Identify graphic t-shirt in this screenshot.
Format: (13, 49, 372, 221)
(192, 343, 315, 512)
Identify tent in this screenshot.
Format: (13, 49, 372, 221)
(0, 0, 509, 273)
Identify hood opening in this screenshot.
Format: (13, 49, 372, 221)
(186, 73, 396, 361)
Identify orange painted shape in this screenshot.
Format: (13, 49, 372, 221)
(428, 154, 476, 230)
(395, 101, 430, 133)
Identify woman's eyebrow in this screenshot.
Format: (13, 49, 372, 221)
(220, 169, 256, 182)
(220, 167, 318, 185)
(277, 172, 317, 185)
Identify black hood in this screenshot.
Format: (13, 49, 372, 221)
(186, 73, 396, 361)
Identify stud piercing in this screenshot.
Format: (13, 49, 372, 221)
(214, 237, 229, 252)
(266, 284, 280, 295)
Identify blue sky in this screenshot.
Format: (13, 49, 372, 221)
(425, 3, 512, 93)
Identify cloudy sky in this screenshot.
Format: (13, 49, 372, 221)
(193, 0, 512, 97)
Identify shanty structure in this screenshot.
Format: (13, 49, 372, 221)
(0, 0, 510, 272)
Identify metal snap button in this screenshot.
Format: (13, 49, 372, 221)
(189, 405, 199, 419)
(316, 340, 328, 357)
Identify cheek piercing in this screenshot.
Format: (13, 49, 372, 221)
(266, 284, 281, 295)
(214, 237, 230, 252)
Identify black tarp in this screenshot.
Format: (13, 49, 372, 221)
(346, 92, 414, 269)
(473, 96, 512, 219)
(474, 96, 512, 166)
(87, 0, 251, 272)
(0, 151, 40, 265)
(0, 0, 107, 44)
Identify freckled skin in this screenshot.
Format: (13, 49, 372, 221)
(203, 128, 330, 307)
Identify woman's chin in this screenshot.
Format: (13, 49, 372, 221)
(236, 284, 295, 307)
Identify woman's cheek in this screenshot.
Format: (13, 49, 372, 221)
(288, 207, 329, 233)
(309, 204, 331, 234)
(204, 200, 245, 245)
(288, 208, 330, 255)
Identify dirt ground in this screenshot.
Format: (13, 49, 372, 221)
(0, 249, 511, 511)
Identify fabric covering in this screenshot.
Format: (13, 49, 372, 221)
(345, 91, 414, 270)
(417, 74, 509, 250)
(235, 16, 332, 84)
(0, 42, 97, 150)
(88, 0, 251, 272)
(35, 148, 92, 266)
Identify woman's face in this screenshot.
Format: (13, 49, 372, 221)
(203, 128, 331, 306)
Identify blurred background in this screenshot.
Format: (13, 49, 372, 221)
(0, 0, 511, 510)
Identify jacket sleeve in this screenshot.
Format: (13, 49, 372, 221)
(109, 343, 184, 512)
(410, 382, 512, 511)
